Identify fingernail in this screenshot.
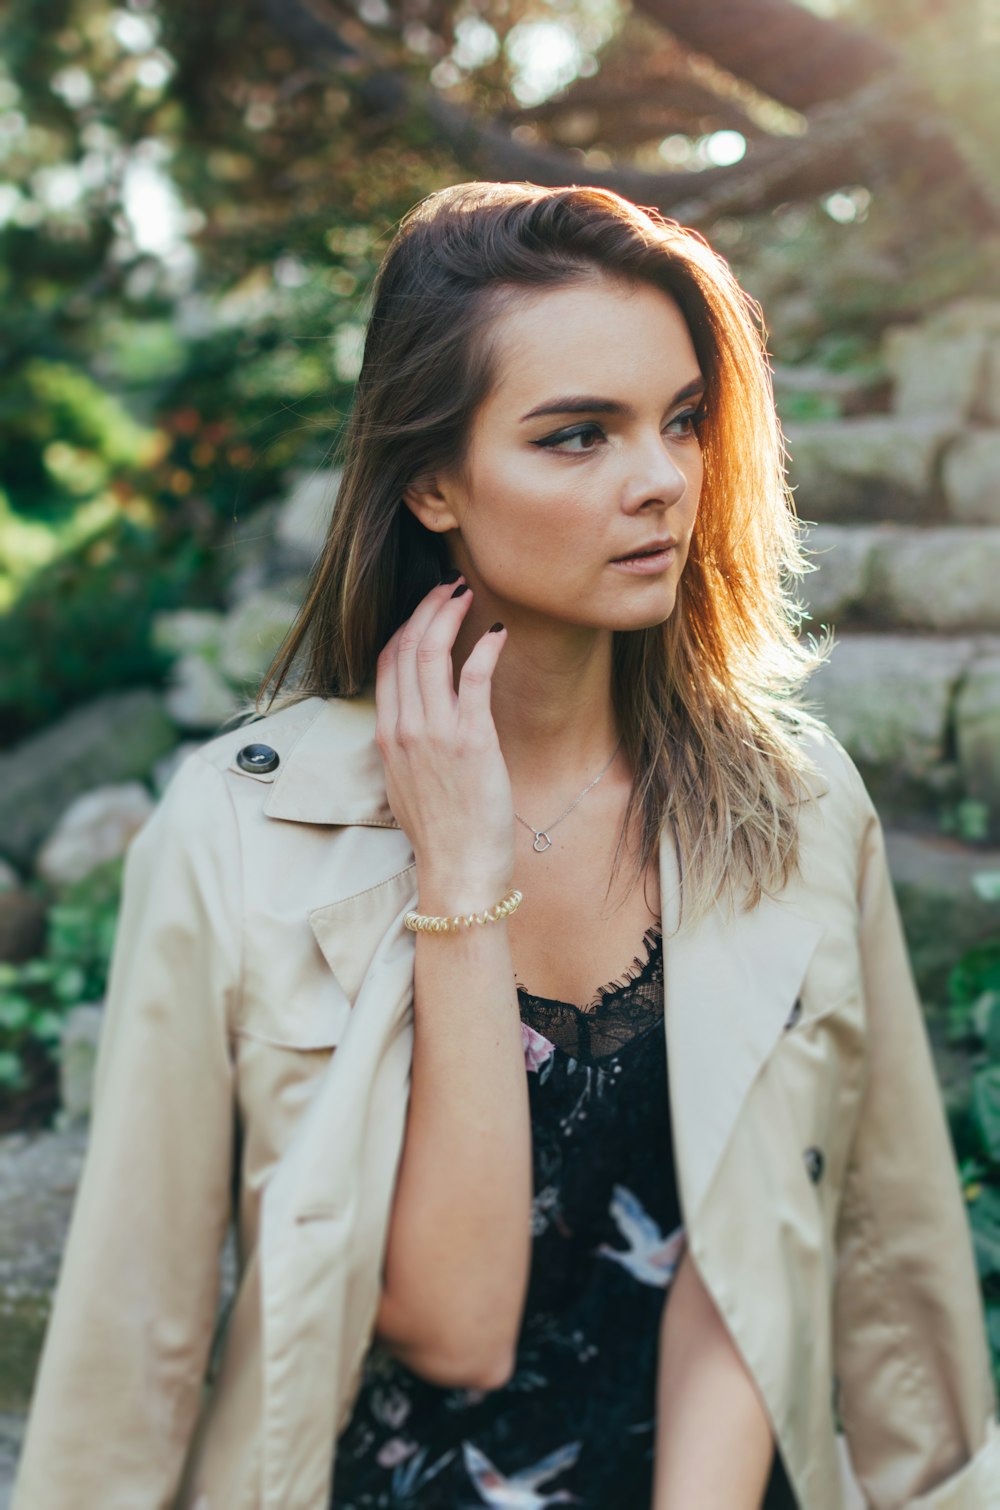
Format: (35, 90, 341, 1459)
(489, 622, 504, 633)
(450, 583, 470, 598)
(440, 567, 461, 584)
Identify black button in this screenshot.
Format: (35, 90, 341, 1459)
(803, 1146, 825, 1183)
(236, 743, 280, 774)
(784, 996, 802, 1030)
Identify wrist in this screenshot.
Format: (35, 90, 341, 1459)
(413, 870, 516, 920)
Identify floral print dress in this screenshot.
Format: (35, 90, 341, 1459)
(329, 920, 797, 1509)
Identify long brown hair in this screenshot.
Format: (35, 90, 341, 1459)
(255, 180, 835, 930)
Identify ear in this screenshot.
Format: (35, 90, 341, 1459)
(400, 473, 461, 535)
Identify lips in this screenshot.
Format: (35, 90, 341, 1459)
(613, 540, 676, 562)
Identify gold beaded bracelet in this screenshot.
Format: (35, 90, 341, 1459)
(404, 885, 523, 933)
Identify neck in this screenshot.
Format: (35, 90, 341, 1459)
(451, 617, 625, 797)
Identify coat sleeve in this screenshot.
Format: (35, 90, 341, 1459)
(832, 770, 1000, 1509)
(11, 753, 241, 1510)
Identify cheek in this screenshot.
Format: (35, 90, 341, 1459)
(684, 445, 705, 500)
(473, 455, 584, 538)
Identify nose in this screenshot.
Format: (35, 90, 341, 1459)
(620, 430, 689, 511)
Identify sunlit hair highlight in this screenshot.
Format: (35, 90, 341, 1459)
(254, 180, 835, 931)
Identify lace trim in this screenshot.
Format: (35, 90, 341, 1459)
(515, 920, 662, 1015)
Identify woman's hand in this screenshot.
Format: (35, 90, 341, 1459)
(375, 572, 514, 896)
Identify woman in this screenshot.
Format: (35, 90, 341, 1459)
(12, 182, 999, 1510)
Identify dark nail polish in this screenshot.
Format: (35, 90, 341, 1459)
(440, 567, 461, 584)
(450, 583, 470, 598)
(489, 622, 504, 633)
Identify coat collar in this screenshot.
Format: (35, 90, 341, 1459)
(262, 686, 399, 828)
(259, 685, 833, 1223)
(260, 683, 832, 827)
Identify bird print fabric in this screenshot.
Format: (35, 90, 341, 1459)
(329, 922, 796, 1507)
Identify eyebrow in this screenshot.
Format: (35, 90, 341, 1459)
(519, 375, 707, 423)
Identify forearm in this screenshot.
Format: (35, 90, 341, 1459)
(375, 869, 534, 1390)
(653, 1248, 775, 1508)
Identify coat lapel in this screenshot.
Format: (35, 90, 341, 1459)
(658, 824, 826, 1224)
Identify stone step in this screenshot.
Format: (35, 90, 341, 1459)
(784, 418, 1000, 524)
(802, 630, 1000, 835)
(799, 522, 1000, 632)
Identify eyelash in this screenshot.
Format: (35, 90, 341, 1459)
(533, 406, 709, 454)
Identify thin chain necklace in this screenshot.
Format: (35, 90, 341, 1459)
(514, 736, 623, 853)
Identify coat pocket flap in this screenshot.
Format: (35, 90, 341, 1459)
(308, 862, 418, 1004)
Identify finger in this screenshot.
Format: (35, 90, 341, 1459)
(412, 584, 478, 731)
(456, 621, 507, 732)
(395, 576, 470, 733)
(377, 575, 453, 741)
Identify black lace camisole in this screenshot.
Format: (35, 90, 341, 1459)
(329, 920, 798, 1508)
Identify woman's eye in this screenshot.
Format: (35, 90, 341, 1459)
(535, 407, 707, 454)
(534, 423, 605, 453)
(667, 407, 707, 438)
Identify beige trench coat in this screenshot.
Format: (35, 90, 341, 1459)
(11, 688, 1000, 1509)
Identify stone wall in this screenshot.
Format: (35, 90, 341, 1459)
(785, 297, 1000, 838)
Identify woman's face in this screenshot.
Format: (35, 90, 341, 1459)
(417, 272, 706, 633)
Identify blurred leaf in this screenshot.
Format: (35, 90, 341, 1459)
(0, 996, 32, 1031)
(0, 1051, 26, 1089)
(16, 959, 56, 985)
(971, 1066, 1000, 1164)
(948, 943, 1000, 1008)
(970, 1186, 1000, 1280)
(30, 1010, 66, 1043)
(972, 871, 1000, 903)
(52, 965, 86, 1003)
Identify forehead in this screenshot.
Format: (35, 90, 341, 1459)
(481, 275, 701, 412)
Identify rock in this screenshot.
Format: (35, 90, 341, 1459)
(0, 891, 46, 965)
(0, 692, 176, 872)
(218, 590, 299, 687)
(805, 633, 977, 778)
(275, 468, 341, 566)
(955, 658, 1000, 828)
(986, 342, 1000, 426)
(798, 524, 880, 622)
(57, 1005, 104, 1127)
(886, 826, 1000, 899)
(35, 783, 154, 889)
(0, 1412, 26, 1509)
(0, 863, 19, 895)
(785, 417, 955, 522)
(219, 498, 283, 606)
(0, 1126, 88, 1412)
(866, 527, 1000, 632)
(150, 608, 226, 661)
(164, 652, 242, 733)
(942, 431, 1000, 524)
(887, 828, 1000, 1007)
(882, 324, 990, 422)
(925, 298, 1000, 337)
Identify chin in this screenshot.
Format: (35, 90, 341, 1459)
(610, 586, 678, 627)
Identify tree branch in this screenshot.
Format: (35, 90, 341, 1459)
(259, 0, 999, 232)
(631, 0, 900, 111)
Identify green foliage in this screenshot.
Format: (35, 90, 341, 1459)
(0, 515, 210, 743)
(0, 857, 122, 1118)
(1, 359, 155, 503)
(946, 934, 1000, 1392)
(939, 798, 993, 845)
(0, 0, 456, 745)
